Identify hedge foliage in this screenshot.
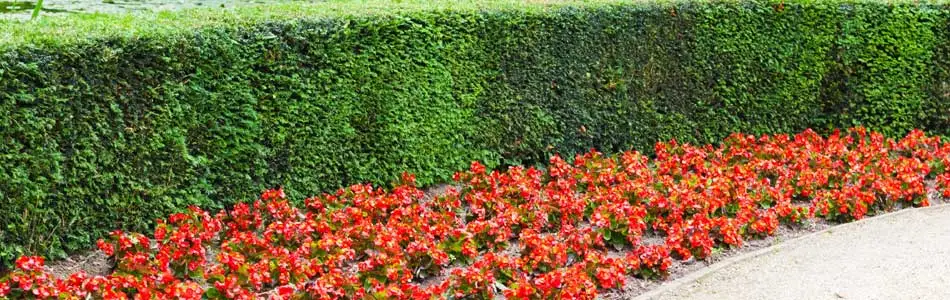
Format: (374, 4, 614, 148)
(1, 0, 948, 266)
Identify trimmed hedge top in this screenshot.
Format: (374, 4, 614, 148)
(0, 0, 623, 48)
(5, 0, 945, 48)
(1, 0, 949, 266)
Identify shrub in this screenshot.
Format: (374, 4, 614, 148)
(1, 0, 949, 266)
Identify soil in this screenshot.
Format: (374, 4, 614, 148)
(43, 251, 112, 278)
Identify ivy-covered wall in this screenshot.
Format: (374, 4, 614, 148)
(1, 0, 948, 265)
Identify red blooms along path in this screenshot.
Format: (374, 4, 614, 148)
(640, 204, 950, 300)
(4, 127, 950, 299)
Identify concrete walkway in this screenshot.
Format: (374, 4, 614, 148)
(640, 205, 950, 300)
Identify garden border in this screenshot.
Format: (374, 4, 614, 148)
(632, 203, 950, 300)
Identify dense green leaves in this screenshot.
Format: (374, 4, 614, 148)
(1, 0, 949, 267)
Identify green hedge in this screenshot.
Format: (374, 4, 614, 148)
(1, 0, 948, 266)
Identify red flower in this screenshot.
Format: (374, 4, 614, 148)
(0, 281, 11, 296)
(3, 127, 948, 299)
(15, 256, 45, 272)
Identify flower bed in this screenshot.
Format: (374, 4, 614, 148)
(4, 127, 950, 299)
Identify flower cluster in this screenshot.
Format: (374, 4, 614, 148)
(3, 128, 949, 299)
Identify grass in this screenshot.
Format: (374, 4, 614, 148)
(0, 0, 627, 49)
(5, 0, 945, 50)
(30, 0, 41, 20)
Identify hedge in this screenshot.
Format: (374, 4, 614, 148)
(1, 0, 948, 266)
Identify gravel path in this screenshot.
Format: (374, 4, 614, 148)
(641, 205, 950, 300)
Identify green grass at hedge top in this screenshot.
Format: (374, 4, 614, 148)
(1, 0, 949, 267)
(5, 0, 946, 48)
(0, 0, 610, 48)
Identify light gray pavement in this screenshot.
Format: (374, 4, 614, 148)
(640, 205, 950, 300)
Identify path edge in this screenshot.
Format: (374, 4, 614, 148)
(632, 203, 950, 300)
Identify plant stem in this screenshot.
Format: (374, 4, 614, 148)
(31, 0, 43, 20)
